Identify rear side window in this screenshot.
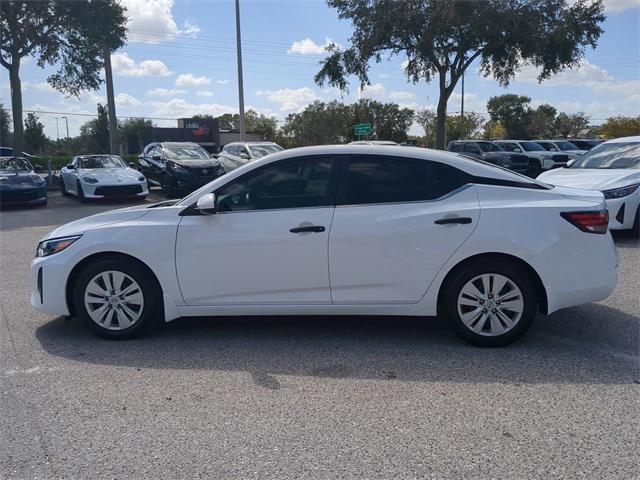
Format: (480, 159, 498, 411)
(338, 155, 468, 206)
(449, 143, 463, 152)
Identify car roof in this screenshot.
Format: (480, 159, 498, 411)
(603, 136, 640, 144)
(159, 142, 201, 147)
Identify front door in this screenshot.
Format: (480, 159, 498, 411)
(175, 155, 337, 305)
(329, 154, 480, 304)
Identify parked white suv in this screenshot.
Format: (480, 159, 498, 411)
(495, 140, 570, 171)
(218, 141, 284, 171)
(31, 145, 618, 346)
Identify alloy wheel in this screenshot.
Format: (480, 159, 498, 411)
(83, 270, 144, 330)
(456, 273, 524, 337)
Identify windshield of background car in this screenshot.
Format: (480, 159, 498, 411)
(248, 144, 284, 158)
(556, 141, 579, 151)
(163, 145, 211, 161)
(478, 142, 503, 153)
(0, 158, 32, 174)
(79, 156, 127, 168)
(571, 142, 640, 169)
(520, 142, 546, 152)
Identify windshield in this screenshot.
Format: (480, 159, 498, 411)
(248, 144, 284, 158)
(78, 156, 127, 169)
(571, 142, 640, 169)
(0, 158, 33, 174)
(520, 142, 546, 152)
(556, 141, 579, 151)
(164, 145, 211, 161)
(477, 142, 503, 153)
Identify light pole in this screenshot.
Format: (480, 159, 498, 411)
(61, 116, 69, 138)
(235, 0, 246, 142)
(55, 117, 60, 142)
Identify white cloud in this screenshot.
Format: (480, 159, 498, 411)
(287, 37, 341, 55)
(216, 79, 230, 86)
(175, 73, 211, 86)
(121, 0, 200, 43)
(256, 87, 318, 112)
(115, 93, 142, 107)
(389, 90, 415, 101)
(604, 0, 640, 12)
(147, 88, 186, 96)
(197, 90, 214, 98)
(357, 83, 385, 99)
(111, 52, 172, 77)
(146, 98, 236, 119)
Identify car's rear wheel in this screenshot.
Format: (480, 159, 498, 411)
(73, 257, 162, 339)
(443, 259, 537, 347)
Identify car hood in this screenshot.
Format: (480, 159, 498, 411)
(79, 168, 141, 182)
(168, 159, 221, 168)
(538, 168, 640, 191)
(0, 173, 45, 188)
(41, 203, 152, 241)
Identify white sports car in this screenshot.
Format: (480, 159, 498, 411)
(60, 155, 149, 201)
(539, 136, 640, 238)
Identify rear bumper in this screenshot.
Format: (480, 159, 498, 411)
(531, 230, 618, 314)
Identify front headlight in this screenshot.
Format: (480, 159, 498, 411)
(138, 175, 146, 182)
(602, 184, 639, 200)
(168, 162, 188, 174)
(36, 235, 82, 257)
(82, 175, 99, 184)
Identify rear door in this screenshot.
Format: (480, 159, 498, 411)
(328, 155, 480, 304)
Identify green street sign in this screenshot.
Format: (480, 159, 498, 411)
(354, 123, 372, 136)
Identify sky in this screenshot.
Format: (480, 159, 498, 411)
(1, 0, 639, 139)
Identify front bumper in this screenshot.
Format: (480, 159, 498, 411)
(0, 186, 47, 205)
(31, 253, 74, 317)
(605, 193, 640, 230)
(82, 181, 149, 199)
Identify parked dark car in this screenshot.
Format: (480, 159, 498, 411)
(567, 139, 604, 150)
(0, 156, 47, 207)
(138, 142, 226, 197)
(447, 140, 533, 176)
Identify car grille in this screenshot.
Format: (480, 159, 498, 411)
(0, 188, 45, 203)
(552, 154, 569, 163)
(94, 185, 143, 196)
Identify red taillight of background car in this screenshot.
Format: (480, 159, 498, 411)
(561, 210, 609, 234)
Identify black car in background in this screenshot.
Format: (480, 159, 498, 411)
(0, 156, 47, 207)
(447, 140, 533, 176)
(138, 142, 226, 197)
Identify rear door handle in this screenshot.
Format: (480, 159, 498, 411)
(434, 217, 472, 225)
(290, 225, 326, 233)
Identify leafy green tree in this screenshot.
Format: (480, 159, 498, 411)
(415, 109, 437, 146)
(598, 116, 640, 139)
(0, 1, 127, 154)
(0, 102, 10, 146)
(80, 104, 110, 153)
(482, 120, 507, 141)
(350, 99, 414, 142)
(277, 101, 353, 148)
(528, 104, 557, 139)
(119, 117, 153, 153)
(23, 113, 48, 153)
(555, 112, 590, 138)
(314, 0, 605, 149)
(487, 94, 532, 139)
(216, 110, 279, 140)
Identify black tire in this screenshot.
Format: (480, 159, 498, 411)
(443, 258, 538, 347)
(631, 206, 640, 239)
(72, 257, 163, 339)
(160, 173, 177, 198)
(60, 177, 69, 196)
(76, 179, 86, 203)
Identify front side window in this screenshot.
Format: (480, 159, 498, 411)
(556, 141, 579, 151)
(520, 141, 546, 152)
(478, 142, 502, 153)
(449, 143, 463, 152)
(464, 144, 482, 154)
(500, 143, 519, 152)
(248, 144, 284, 158)
(216, 156, 335, 211)
(538, 143, 556, 151)
(339, 156, 467, 206)
(571, 142, 640, 169)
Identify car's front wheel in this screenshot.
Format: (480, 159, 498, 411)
(443, 259, 537, 347)
(73, 257, 162, 339)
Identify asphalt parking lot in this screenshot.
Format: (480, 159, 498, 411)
(1, 191, 638, 479)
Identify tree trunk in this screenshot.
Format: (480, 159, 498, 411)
(9, 59, 24, 154)
(435, 95, 448, 150)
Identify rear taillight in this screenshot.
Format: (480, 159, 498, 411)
(561, 210, 609, 234)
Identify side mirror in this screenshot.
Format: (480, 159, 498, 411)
(152, 155, 163, 162)
(129, 162, 136, 168)
(239, 152, 250, 160)
(565, 159, 576, 168)
(195, 193, 217, 214)
(66, 164, 75, 169)
(513, 147, 522, 152)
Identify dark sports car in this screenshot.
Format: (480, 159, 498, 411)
(0, 157, 47, 206)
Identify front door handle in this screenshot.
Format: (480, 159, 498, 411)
(434, 217, 472, 225)
(290, 225, 325, 233)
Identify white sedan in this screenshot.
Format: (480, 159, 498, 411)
(32, 145, 618, 346)
(60, 155, 148, 201)
(539, 136, 640, 238)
